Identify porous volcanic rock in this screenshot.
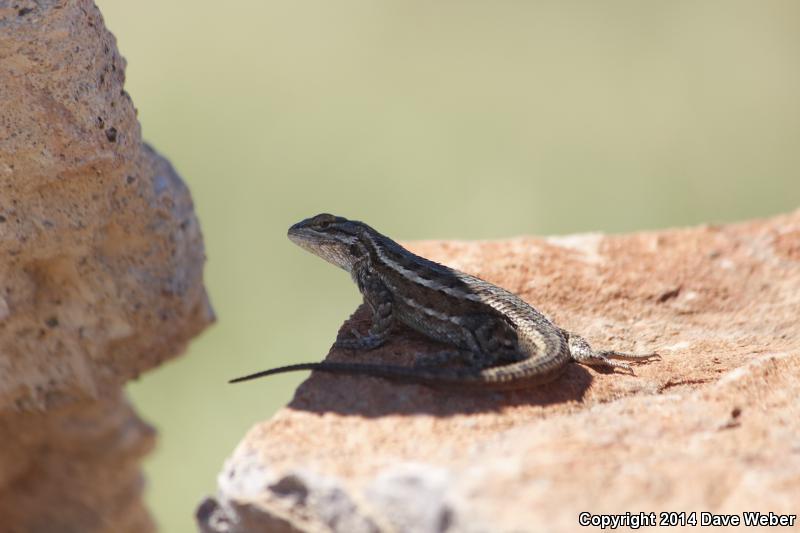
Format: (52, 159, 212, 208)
(0, 1, 213, 531)
(200, 211, 799, 533)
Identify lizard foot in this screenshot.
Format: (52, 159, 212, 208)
(334, 328, 387, 351)
(568, 333, 659, 375)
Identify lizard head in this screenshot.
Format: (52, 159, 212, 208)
(288, 214, 370, 272)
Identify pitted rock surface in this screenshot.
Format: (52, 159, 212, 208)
(1, 2, 212, 531)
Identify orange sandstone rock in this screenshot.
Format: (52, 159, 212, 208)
(0, 2, 212, 531)
(200, 212, 800, 533)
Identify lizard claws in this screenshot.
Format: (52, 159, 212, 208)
(333, 328, 360, 350)
(334, 328, 387, 351)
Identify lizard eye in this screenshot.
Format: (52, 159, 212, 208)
(317, 220, 331, 229)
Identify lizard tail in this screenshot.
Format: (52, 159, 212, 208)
(228, 361, 483, 385)
(228, 360, 568, 389)
(229, 363, 329, 383)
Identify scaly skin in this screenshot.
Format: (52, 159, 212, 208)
(230, 214, 658, 388)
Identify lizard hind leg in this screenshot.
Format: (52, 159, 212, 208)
(567, 333, 659, 375)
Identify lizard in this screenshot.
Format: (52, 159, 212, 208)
(230, 214, 658, 388)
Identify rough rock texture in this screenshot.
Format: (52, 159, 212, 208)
(200, 211, 800, 533)
(0, 1, 213, 531)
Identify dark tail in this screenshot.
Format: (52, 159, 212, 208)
(228, 359, 567, 389)
(228, 361, 482, 385)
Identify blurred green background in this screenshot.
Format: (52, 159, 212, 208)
(95, 1, 800, 531)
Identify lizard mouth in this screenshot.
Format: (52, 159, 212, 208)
(287, 225, 332, 248)
(287, 227, 325, 252)
(287, 227, 353, 271)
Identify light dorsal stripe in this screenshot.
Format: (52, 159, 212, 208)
(362, 232, 484, 302)
(379, 276, 464, 324)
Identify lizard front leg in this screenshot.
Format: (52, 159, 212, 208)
(335, 278, 394, 351)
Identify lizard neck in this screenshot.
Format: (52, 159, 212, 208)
(351, 256, 373, 294)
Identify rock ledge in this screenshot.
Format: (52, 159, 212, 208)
(200, 211, 799, 533)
